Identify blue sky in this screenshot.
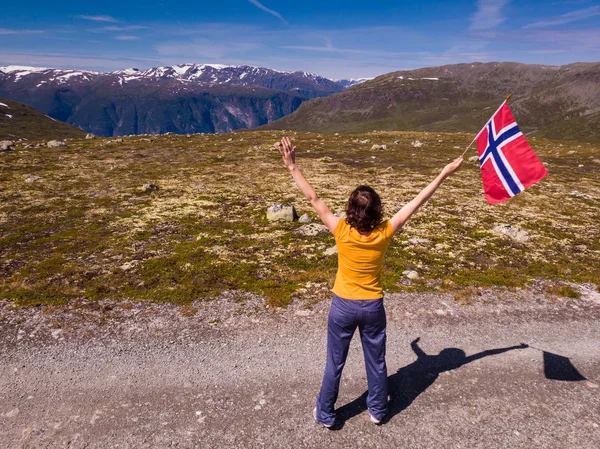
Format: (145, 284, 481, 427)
(1, 0, 599, 78)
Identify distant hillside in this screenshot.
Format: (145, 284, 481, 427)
(262, 62, 600, 142)
(0, 97, 85, 141)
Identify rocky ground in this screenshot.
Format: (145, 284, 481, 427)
(1, 286, 599, 448)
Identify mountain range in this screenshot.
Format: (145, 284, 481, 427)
(262, 62, 600, 143)
(0, 64, 367, 137)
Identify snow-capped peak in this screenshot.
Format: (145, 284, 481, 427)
(0, 65, 49, 73)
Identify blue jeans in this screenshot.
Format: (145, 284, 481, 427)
(315, 294, 388, 425)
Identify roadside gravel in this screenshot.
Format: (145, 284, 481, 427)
(1, 286, 599, 448)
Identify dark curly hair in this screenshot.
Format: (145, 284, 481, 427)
(345, 185, 383, 233)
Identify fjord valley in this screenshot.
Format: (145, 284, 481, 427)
(0, 64, 353, 137)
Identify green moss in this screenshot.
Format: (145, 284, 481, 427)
(546, 284, 581, 299)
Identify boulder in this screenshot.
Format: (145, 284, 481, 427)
(492, 224, 529, 242)
(295, 223, 328, 236)
(141, 183, 159, 192)
(371, 144, 387, 150)
(468, 156, 479, 163)
(25, 175, 42, 183)
(267, 203, 297, 221)
(85, 133, 96, 139)
(324, 246, 338, 256)
(298, 213, 312, 223)
(0, 140, 14, 151)
(403, 270, 420, 280)
(47, 140, 66, 148)
(411, 140, 423, 148)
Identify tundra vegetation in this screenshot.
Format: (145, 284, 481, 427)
(1, 131, 598, 309)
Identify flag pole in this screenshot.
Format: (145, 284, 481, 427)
(460, 94, 513, 159)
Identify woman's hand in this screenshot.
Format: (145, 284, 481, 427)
(279, 136, 296, 170)
(441, 157, 464, 178)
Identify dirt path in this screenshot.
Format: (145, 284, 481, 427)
(1, 289, 599, 448)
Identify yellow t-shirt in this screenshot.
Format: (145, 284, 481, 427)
(332, 219, 394, 300)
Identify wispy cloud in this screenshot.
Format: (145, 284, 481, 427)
(247, 0, 289, 25)
(523, 5, 600, 29)
(76, 15, 119, 23)
(155, 39, 260, 59)
(469, 0, 510, 31)
(102, 25, 149, 31)
(0, 51, 162, 71)
(115, 35, 140, 41)
(283, 40, 432, 59)
(0, 28, 43, 35)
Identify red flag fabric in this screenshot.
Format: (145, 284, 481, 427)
(475, 101, 547, 204)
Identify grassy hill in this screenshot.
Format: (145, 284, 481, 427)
(1, 131, 598, 308)
(0, 97, 86, 141)
(262, 62, 600, 143)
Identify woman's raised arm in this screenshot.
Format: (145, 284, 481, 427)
(279, 137, 340, 233)
(390, 157, 463, 233)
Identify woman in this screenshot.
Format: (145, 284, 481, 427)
(278, 136, 463, 427)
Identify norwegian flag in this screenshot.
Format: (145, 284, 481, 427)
(475, 101, 547, 204)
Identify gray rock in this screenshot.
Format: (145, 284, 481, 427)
(0, 140, 14, 151)
(492, 224, 529, 242)
(371, 144, 387, 150)
(468, 155, 479, 163)
(141, 183, 159, 192)
(25, 175, 42, 183)
(402, 270, 420, 280)
(570, 190, 594, 200)
(408, 237, 430, 245)
(411, 140, 423, 148)
(47, 140, 66, 148)
(267, 203, 297, 222)
(298, 213, 311, 223)
(324, 246, 338, 256)
(85, 133, 96, 139)
(295, 223, 328, 236)
(394, 140, 401, 144)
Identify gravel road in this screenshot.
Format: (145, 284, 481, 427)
(1, 287, 599, 448)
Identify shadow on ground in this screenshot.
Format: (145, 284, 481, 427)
(332, 337, 586, 429)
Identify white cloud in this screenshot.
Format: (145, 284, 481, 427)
(0, 28, 43, 35)
(469, 0, 510, 31)
(115, 35, 140, 41)
(76, 15, 119, 23)
(247, 0, 289, 25)
(523, 6, 600, 29)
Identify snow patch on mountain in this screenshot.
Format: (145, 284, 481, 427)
(335, 78, 373, 89)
